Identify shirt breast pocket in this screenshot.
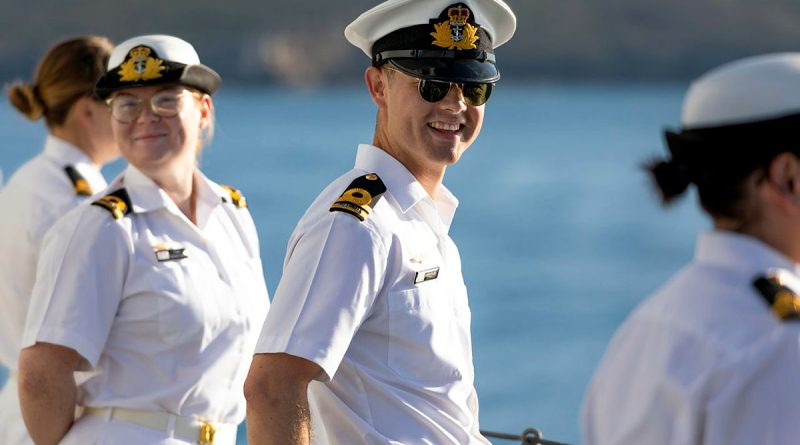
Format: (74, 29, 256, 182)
(150, 261, 206, 347)
(387, 284, 464, 384)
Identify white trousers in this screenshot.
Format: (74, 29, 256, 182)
(60, 412, 238, 445)
(0, 374, 33, 445)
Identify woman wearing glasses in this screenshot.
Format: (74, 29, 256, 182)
(0, 35, 117, 445)
(18, 35, 269, 445)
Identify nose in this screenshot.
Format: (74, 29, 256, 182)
(439, 83, 468, 112)
(135, 100, 160, 123)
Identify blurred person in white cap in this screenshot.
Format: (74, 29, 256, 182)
(17, 34, 270, 445)
(582, 53, 800, 445)
(244, 1, 515, 444)
(0, 35, 118, 445)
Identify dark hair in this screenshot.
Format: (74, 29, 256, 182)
(645, 156, 760, 220)
(7, 36, 112, 129)
(647, 114, 800, 220)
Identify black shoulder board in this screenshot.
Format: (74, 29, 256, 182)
(753, 275, 800, 321)
(220, 185, 247, 208)
(330, 173, 386, 222)
(91, 188, 133, 220)
(64, 165, 93, 197)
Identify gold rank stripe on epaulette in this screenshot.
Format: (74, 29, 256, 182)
(220, 185, 247, 208)
(63, 165, 93, 196)
(753, 275, 800, 321)
(330, 173, 387, 222)
(91, 189, 133, 220)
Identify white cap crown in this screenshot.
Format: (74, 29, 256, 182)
(108, 34, 200, 69)
(682, 53, 800, 128)
(345, 0, 516, 58)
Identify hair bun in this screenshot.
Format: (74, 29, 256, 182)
(647, 158, 692, 205)
(7, 82, 45, 121)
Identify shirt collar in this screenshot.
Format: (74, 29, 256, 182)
(43, 135, 107, 192)
(195, 171, 230, 226)
(115, 164, 224, 216)
(354, 144, 459, 227)
(695, 230, 800, 277)
(42, 135, 92, 166)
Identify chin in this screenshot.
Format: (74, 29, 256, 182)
(435, 148, 464, 166)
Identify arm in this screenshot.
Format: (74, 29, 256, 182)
(244, 352, 323, 445)
(18, 342, 82, 445)
(467, 388, 491, 444)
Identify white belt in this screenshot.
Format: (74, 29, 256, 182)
(84, 407, 236, 444)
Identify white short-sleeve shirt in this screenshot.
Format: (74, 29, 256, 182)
(0, 136, 107, 445)
(23, 165, 270, 425)
(582, 230, 800, 445)
(256, 144, 488, 445)
(0, 135, 107, 369)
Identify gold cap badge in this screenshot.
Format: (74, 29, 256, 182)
(431, 5, 479, 50)
(118, 46, 166, 82)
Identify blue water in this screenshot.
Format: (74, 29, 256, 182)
(0, 84, 706, 444)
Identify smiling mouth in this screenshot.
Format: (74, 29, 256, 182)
(428, 122, 464, 132)
(133, 133, 167, 141)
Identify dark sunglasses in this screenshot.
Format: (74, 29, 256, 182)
(384, 66, 493, 106)
(418, 78, 493, 106)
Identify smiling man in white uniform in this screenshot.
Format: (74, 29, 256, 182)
(244, 1, 516, 444)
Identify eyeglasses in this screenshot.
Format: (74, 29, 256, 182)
(418, 79, 493, 106)
(384, 66, 493, 106)
(106, 89, 200, 123)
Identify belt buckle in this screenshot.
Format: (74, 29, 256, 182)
(198, 421, 216, 444)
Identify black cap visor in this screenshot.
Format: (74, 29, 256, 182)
(387, 58, 498, 84)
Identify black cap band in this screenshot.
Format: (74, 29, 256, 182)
(664, 112, 800, 181)
(373, 49, 495, 65)
(368, 3, 499, 83)
(94, 45, 220, 99)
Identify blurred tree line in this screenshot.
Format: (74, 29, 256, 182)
(2, 0, 800, 86)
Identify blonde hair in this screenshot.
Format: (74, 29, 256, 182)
(7, 36, 112, 129)
(187, 88, 215, 148)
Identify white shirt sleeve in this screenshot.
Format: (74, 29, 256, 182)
(22, 205, 130, 368)
(255, 213, 387, 381)
(581, 318, 725, 445)
(702, 326, 800, 444)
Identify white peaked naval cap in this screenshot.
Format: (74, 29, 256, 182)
(95, 34, 221, 99)
(108, 35, 201, 68)
(345, 0, 516, 83)
(346, 0, 516, 56)
(682, 53, 800, 129)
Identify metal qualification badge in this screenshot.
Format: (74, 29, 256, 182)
(414, 267, 440, 284)
(153, 241, 188, 262)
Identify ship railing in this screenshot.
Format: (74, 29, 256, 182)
(481, 427, 570, 445)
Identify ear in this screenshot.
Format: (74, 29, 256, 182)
(198, 94, 213, 129)
(365, 66, 389, 109)
(767, 152, 800, 195)
(71, 96, 94, 125)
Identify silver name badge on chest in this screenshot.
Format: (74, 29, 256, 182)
(156, 249, 187, 262)
(414, 267, 440, 284)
